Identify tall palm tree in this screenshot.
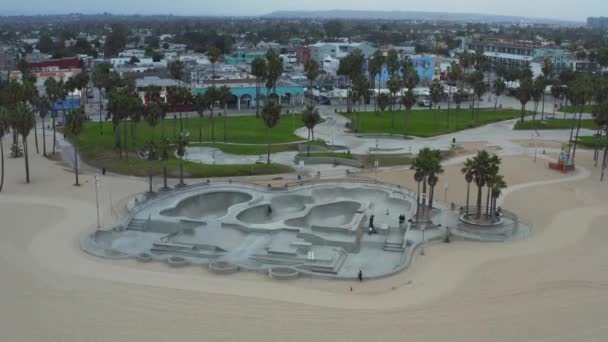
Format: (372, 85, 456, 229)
(158, 136, 171, 190)
(65, 108, 86, 186)
(204, 86, 220, 142)
(368, 50, 385, 111)
(175, 134, 188, 188)
(44, 78, 60, 154)
(207, 47, 222, 80)
(493, 78, 506, 110)
(551, 83, 563, 118)
(401, 89, 416, 133)
(144, 102, 162, 143)
(446, 62, 463, 124)
(144, 85, 164, 137)
(540, 58, 554, 120)
(490, 175, 507, 216)
(387, 74, 401, 129)
(251, 56, 267, 118)
(570, 75, 592, 165)
(531, 76, 545, 122)
(193, 93, 209, 142)
(593, 102, 608, 181)
(265, 48, 284, 96)
(461, 150, 491, 219)
(301, 104, 321, 156)
(0, 107, 7, 192)
(261, 100, 281, 164)
(517, 77, 533, 123)
(304, 58, 320, 101)
(464, 171, 474, 215)
(14, 104, 35, 183)
(92, 62, 111, 135)
(413, 170, 424, 224)
(411, 148, 443, 222)
(485, 154, 502, 216)
(218, 86, 232, 143)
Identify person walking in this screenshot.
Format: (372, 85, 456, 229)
(358, 270, 363, 282)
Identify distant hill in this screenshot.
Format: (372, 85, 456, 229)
(264, 10, 583, 26)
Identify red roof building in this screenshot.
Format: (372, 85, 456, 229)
(27, 57, 81, 71)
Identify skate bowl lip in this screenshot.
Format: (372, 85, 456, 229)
(268, 266, 299, 280)
(159, 190, 253, 220)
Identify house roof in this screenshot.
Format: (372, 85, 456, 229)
(28, 57, 80, 70)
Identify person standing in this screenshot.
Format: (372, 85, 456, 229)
(358, 270, 363, 282)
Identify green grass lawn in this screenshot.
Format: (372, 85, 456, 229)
(72, 115, 302, 178)
(342, 109, 523, 137)
(560, 105, 597, 114)
(577, 135, 607, 148)
(514, 119, 598, 130)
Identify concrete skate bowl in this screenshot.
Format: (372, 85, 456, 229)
(237, 195, 312, 224)
(160, 191, 252, 219)
(285, 201, 362, 229)
(311, 187, 389, 203)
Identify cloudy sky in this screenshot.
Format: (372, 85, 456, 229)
(2, 0, 604, 21)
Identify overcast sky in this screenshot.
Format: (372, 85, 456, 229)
(2, 0, 604, 21)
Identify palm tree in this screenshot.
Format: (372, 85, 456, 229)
(21, 81, 39, 154)
(261, 100, 281, 164)
(368, 50, 385, 111)
(158, 137, 171, 190)
(218, 86, 232, 143)
(65, 108, 86, 186)
(387, 75, 401, 129)
(204, 86, 220, 142)
(413, 170, 424, 224)
(541, 58, 554, 120)
(490, 175, 507, 216)
(251, 56, 267, 118)
(265, 48, 284, 95)
(485, 154, 502, 216)
(144, 102, 162, 143)
(44, 78, 60, 154)
(168, 60, 184, 85)
(429, 79, 442, 111)
(0, 107, 7, 192)
(411, 148, 443, 222)
(493, 78, 506, 110)
(517, 77, 533, 122)
(531, 76, 545, 122)
(193, 93, 208, 142)
(385, 49, 399, 78)
(461, 150, 491, 219)
(207, 47, 222, 80)
(144, 85, 164, 137)
(175, 134, 188, 188)
(301, 104, 321, 156)
(570, 76, 592, 165)
(401, 89, 416, 133)
(593, 102, 608, 181)
(14, 104, 35, 183)
(92, 62, 111, 135)
(464, 171, 474, 215)
(304, 58, 320, 101)
(551, 83, 563, 118)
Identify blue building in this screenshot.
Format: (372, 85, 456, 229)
(373, 56, 436, 84)
(194, 82, 305, 110)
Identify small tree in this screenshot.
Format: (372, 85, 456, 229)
(65, 108, 86, 186)
(262, 100, 281, 164)
(377, 93, 389, 111)
(301, 104, 321, 156)
(14, 104, 35, 183)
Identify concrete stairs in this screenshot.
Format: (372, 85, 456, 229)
(127, 218, 148, 231)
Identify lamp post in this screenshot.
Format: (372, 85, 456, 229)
(94, 175, 100, 228)
(420, 223, 426, 256)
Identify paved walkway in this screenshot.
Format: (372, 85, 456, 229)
(299, 106, 596, 155)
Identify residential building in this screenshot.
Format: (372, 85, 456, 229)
(308, 42, 376, 63)
(587, 17, 608, 29)
(10, 56, 82, 94)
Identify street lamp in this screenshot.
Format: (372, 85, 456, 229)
(94, 175, 100, 228)
(420, 223, 426, 256)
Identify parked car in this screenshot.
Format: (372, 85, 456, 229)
(418, 99, 431, 107)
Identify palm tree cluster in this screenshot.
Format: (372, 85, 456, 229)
(461, 150, 506, 221)
(411, 148, 444, 224)
(0, 79, 37, 187)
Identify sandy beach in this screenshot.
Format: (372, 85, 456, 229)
(1, 131, 608, 342)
